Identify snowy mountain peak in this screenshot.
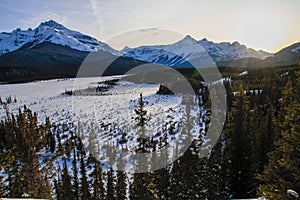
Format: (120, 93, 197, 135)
(232, 41, 240, 46)
(121, 46, 132, 52)
(199, 38, 208, 42)
(40, 20, 64, 28)
(121, 35, 212, 67)
(177, 35, 198, 44)
(121, 35, 274, 67)
(0, 20, 121, 56)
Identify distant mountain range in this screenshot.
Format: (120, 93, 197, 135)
(0, 20, 299, 82)
(121, 35, 272, 67)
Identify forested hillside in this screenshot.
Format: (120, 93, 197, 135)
(0, 63, 299, 199)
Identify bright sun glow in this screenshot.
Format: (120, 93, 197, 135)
(232, 10, 287, 52)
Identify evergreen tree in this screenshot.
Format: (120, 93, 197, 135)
(257, 70, 300, 199)
(155, 167, 171, 200)
(169, 159, 182, 199)
(0, 107, 53, 198)
(72, 148, 79, 200)
(135, 93, 147, 127)
(61, 159, 73, 200)
(130, 172, 157, 200)
(115, 170, 127, 200)
(207, 136, 231, 199)
(106, 168, 116, 200)
(54, 179, 62, 200)
(78, 143, 91, 200)
(89, 156, 105, 200)
(228, 90, 255, 198)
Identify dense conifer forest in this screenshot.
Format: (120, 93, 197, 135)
(0, 63, 300, 199)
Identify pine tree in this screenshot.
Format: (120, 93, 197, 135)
(228, 89, 255, 198)
(79, 144, 91, 200)
(257, 69, 300, 199)
(89, 156, 105, 200)
(0, 107, 53, 198)
(155, 167, 171, 200)
(169, 159, 181, 199)
(135, 93, 147, 127)
(61, 158, 73, 200)
(115, 170, 127, 200)
(54, 179, 62, 200)
(45, 117, 56, 153)
(106, 168, 116, 200)
(72, 148, 79, 200)
(134, 93, 151, 153)
(130, 172, 157, 200)
(207, 136, 231, 199)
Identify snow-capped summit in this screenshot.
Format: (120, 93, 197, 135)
(0, 20, 121, 56)
(197, 38, 272, 60)
(1, 21, 297, 69)
(40, 20, 64, 28)
(122, 35, 273, 67)
(177, 35, 198, 44)
(122, 35, 212, 67)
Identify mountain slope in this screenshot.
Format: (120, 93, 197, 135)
(218, 42, 300, 67)
(0, 41, 147, 83)
(0, 20, 299, 82)
(122, 35, 211, 67)
(198, 38, 272, 60)
(0, 42, 88, 82)
(121, 35, 273, 67)
(0, 20, 120, 56)
(0, 20, 143, 82)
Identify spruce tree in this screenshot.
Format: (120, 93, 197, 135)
(130, 172, 157, 200)
(0, 107, 52, 198)
(79, 147, 91, 199)
(155, 167, 171, 200)
(72, 148, 79, 200)
(61, 159, 73, 200)
(89, 156, 105, 200)
(106, 168, 116, 200)
(54, 179, 62, 200)
(228, 89, 255, 198)
(135, 93, 147, 127)
(257, 70, 300, 199)
(115, 170, 127, 200)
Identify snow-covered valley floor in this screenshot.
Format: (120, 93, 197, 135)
(0, 76, 206, 172)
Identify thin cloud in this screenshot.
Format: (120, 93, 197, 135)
(89, 0, 104, 39)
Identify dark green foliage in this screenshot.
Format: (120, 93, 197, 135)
(115, 170, 127, 200)
(79, 147, 91, 199)
(257, 69, 300, 199)
(154, 167, 171, 200)
(228, 90, 255, 198)
(89, 156, 105, 200)
(135, 93, 147, 127)
(130, 172, 158, 200)
(106, 168, 116, 200)
(0, 65, 299, 199)
(0, 106, 53, 198)
(72, 148, 79, 200)
(61, 159, 73, 200)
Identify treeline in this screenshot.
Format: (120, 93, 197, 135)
(0, 65, 299, 199)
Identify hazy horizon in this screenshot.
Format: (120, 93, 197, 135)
(0, 0, 299, 53)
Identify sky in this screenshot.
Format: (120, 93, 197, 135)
(0, 0, 299, 52)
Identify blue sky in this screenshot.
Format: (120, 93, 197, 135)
(0, 0, 299, 52)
